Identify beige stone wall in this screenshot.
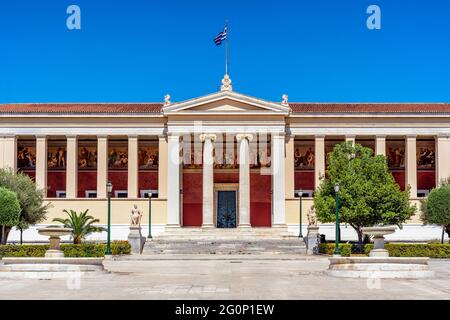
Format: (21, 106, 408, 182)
(285, 198, 424, 225)
(42, 198, 167, 225)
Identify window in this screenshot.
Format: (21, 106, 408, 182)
(114, 190, 128, 198)
(417, 189, 430, 198)
(85, 190, 97, 198)
(294, 190, 313, 198)
(56, 191, 66, 198)
(140, 189, 158, 198)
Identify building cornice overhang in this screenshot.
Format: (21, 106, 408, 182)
(289, 112, 450, 118)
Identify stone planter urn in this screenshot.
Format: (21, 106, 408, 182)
(37, 227, 73, 258)
(361, 226, 396, 257)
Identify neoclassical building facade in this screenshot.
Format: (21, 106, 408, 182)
(1, 77, 450, 241)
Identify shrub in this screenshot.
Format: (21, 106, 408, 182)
(0, 187, 22, 244)
(0, 241, 131, 258)
(421, 184, 450, 243)
(0, 168, 50, 243)
(363, 243, 450, 258)
(318, 243, 352, 257)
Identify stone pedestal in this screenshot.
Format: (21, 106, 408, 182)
(128, 226, 146, 254)
(369, 235, 389, 257)
(306, 226, 320, 255)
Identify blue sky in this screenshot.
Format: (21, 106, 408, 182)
(0, 0, 449, 103)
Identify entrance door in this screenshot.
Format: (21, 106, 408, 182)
(217, 191, 237, 228)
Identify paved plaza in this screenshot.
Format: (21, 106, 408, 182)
(0, 254, 449, 300)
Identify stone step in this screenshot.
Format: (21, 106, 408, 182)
(142, 239, 307, 255)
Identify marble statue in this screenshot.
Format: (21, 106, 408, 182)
(130, 204, 142, 226)
(307, 208, 317, 226)
(164, 94, 171, 106)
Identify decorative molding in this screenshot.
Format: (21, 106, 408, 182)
(236, 133, 254, 142)
(199, 133, 217, 142)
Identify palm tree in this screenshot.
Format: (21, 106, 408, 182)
(53, 209, 106, 244)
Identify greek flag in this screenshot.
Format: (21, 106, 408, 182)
(214, 25, 228, 46)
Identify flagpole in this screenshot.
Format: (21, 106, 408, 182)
(225, 19, 229, 75)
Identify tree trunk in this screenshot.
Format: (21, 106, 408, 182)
(0, 226, 11, 245)
(445, 225, 450, 244)
(356, 229, 364, 253)
(1, 225, 4, 245)
(442, 226, 446, 244)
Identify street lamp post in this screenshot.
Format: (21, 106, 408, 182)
(297, 190, 303, 238)
(148, 192, 153, 239)
(334, 183, 340, 256)
(106, 181, 113, 256)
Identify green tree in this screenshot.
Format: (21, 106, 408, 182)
(314, 142, 416, 249)
(0, 187, 21, 244)
(53, 209, 106, 244)
(420, 184, 450, 244)
(0, 168, 50, 242)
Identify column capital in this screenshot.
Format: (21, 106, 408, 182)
(96, 134, 109, 140)
(375, 135, 386, 139)
(35, 134, 48, 139)
(128, 134, 139, 139)
(406, 134, 417, 139)
(199, 133, 217, 142)
(236, 133, 253, 142)
(314, 135, 326, 139)
(66, 134, 78, 140)
(168, 134, 180, 140)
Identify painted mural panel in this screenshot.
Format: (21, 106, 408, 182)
(78, 142, 97, 169)
(108, 143, 128, 170)
(325, 140, 344, 165)
(386, 140, 405, 169)
(356, 140, 375, 152)
(294, 140, 315, 170)
(139, 141, 159, 170)
(17, 141, 36, 169)
(47, 141, 66, 170)
(417, 140, 435, 169)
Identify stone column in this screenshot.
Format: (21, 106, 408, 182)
(66, 135, 78, 198)
(35, 135, 48, 197)
(345, 135, 356, 146)
(167, 135, 181, 227)
(272, 133, 286, 226)
(375, 135, 386, 156)
(314, 135, 325, 189)
(436, 135, 450, 185)
(405, 135, 417, 197)
(237, 133, 253, 228)
(158, 135, 168, 199)
(97, 135, 108, 199)
(128, 135, 139, 198)
(285, 134, 295, 199)
(200, 134, 216, 228)
(3, 135, 17, 170)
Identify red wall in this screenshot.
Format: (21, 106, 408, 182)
(418, 170, 436, 190)
(294, 170, 314, 190)
(21, 170, 35, 181)
(108, 171, 127, 197)
(182, 172, 203, 226)
(47, 171, 66, 197)
(78, 171, 97, 198)
(138, 171, 159, 193)
(391, 170, 405, 191)
(250, 172, 271, 227)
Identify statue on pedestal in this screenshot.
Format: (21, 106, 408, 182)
(127, 204, 146, 254)
(306, 208, 320, 255)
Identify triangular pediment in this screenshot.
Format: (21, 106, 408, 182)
(162, 91, 290, 116)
